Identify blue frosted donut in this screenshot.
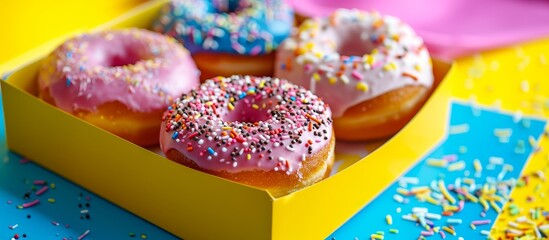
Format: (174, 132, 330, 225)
(152, 0, 294, 56)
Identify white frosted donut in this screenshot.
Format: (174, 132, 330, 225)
(275, 9, 434, 141)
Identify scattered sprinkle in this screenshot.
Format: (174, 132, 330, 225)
(19, 199, 40, 209)
(447, 161, 466, 171)
(77, 229, 90, 240)
(449, 124, 469, 134)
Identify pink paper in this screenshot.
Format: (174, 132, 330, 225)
(288, 0, 549, 59)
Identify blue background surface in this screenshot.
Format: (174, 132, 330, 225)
(0, 91, 179, 240)
(328, 102, 547, 239)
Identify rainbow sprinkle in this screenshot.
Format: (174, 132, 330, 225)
(161, 76, 333, 176)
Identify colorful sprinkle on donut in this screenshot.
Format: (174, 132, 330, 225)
(275, 9, 434, 117)
(38, 28, 199, 113)
(153, 0, 294, 55)
(160, 75, 333, 174)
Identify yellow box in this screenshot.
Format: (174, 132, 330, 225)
(1, 1, 454, 239)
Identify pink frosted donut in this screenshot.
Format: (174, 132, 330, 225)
(38, 28, 200, 146)
(160, 75, 335, 196)
(275, 9, 434, 141)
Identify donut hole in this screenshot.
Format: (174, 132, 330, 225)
(212, 0, 245, 14)
(88, 41, 149, 68)
(223, 99, 271, 123)
(107, 50, 144, 67)
(337, 34, 377, 57)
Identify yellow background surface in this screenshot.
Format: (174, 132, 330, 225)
(451, 38, 549, 237)
(0, 0, 145, 72)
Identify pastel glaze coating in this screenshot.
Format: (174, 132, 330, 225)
(38, 28, 200, 113)
(152, 0, 294, 55)
(160, 76, 333, 174)
(275, 9, 434, 117)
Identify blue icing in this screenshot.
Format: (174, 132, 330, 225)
(153, 0, 294, 55)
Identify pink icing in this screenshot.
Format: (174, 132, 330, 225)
(275, 9, 434, 117)
(38, 28, 200, 113)
(288, 0, 549, 59)
(160, 76, 333, 174)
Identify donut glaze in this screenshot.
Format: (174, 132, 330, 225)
(160, 76, 334, 195)
(38, 28, 200, 146)
(39, 29, 199, 113)
(153, 0, 294, 56)
(275, 9, 433, 117)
